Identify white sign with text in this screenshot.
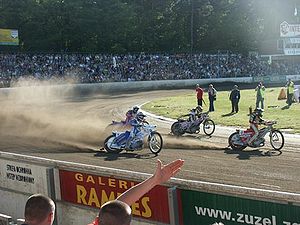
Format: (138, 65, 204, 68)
(0, 159, 49, 194)
(280, 21, 300, 37)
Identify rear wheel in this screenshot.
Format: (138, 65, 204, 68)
(203, 119, 215, 136)
(104, 135, 123, 153)
(171, 122, 184, 136)
(270, 130, 284, 151)
(228, 132, 246, 151)
(148, 132, 163, 155)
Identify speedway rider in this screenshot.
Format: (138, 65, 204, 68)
(185, 106, 203, 122)
(125, 106, 139, 124)
(127, 112, 147, 149)
(247, 108, 265, 146)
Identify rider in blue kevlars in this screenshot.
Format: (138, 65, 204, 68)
(127, 112, 147, 149)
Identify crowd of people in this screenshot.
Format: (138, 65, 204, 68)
(1, 52, 300, 87)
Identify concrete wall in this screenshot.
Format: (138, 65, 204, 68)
(0, 189, 29, 220)
(70, 77, 253, 95)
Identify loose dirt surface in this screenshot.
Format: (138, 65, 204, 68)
(1, 86, 299, 193)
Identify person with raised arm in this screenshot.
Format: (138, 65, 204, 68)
(88, 159, 184, 225)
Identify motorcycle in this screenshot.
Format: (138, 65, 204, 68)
(171, 112, 215, 136)
(228, 121, 284, 151)
(104, 123, 163, 155)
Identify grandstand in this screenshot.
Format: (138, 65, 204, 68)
(0, 52, 300, 88)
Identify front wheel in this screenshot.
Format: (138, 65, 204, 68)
(148, 132, 163, 155)
(171, 122, 184, 136)
(104, 135, 123, 153)
(203, 119, 215, 136)
(270, 130, 284, 151)
(228, 132, 247, 151)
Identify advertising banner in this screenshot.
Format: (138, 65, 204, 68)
(59, 170, 170, 224)
(280, 21, 300, 37)
(253, 75, 287, 84)
(285, 38, 300, 44)
(0, 29, 19, 45)
(0, 159, 49, 194)
(283, 48, 300, 56)
(286, 75, 300, 82)
(179, 189, 300, 225)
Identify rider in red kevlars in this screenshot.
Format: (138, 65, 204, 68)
(124, 106, 139, 124)
(247, 108, 265, 146)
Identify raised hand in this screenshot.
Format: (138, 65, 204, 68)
(117, 159, 184, 206)
(153, 159, 184, 185)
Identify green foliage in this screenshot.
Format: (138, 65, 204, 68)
(0, 0, 299, 53)
(143, 88, 300, 134)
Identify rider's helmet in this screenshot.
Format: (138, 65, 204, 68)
(254, 108, 264, 117)
(136, 112, 146, 122)
(132, 106, 139, 114)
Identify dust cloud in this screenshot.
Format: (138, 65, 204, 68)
(162, 134, 224, 150)
(0, 79, 223, 152)
(0, 78, 109, 151)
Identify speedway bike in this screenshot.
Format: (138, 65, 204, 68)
(171, 112, 215, 136)
(104, 123, 163, 155)
(228, 121, 284, 151)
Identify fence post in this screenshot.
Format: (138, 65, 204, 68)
(168, 186, 180, 225)
(47, 168, 57, 225)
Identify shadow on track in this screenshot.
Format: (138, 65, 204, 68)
(224, 147, 282, 160)
(94, 149, 157, 161)
(221, 112, 235, 117)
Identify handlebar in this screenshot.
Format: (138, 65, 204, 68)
(142, 124, 157, 130)
(264, 120, 277, 126)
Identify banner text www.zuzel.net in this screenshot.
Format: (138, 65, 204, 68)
(194, 206, 299, 225)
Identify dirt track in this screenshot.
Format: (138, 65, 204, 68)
(0, 86, 299, 193)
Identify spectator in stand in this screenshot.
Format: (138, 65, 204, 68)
(229, 85, 240, 113)
(255, 82, 265, 109)
(88, 159, 184, 225)
(21, 194, 55, 225)
(208, 84, 217, 112)
(195, 84, 204, 106)
(1, 53, 300, 86)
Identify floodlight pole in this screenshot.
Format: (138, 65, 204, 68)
(190, 0, 194, 54)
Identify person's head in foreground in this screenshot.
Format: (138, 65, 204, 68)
(23, 194, 55, 225)
(98, 200, 132, 225)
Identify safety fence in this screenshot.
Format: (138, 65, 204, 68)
(0, 151, 299, 225)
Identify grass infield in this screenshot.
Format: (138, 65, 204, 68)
(143, 87, 300, 134)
